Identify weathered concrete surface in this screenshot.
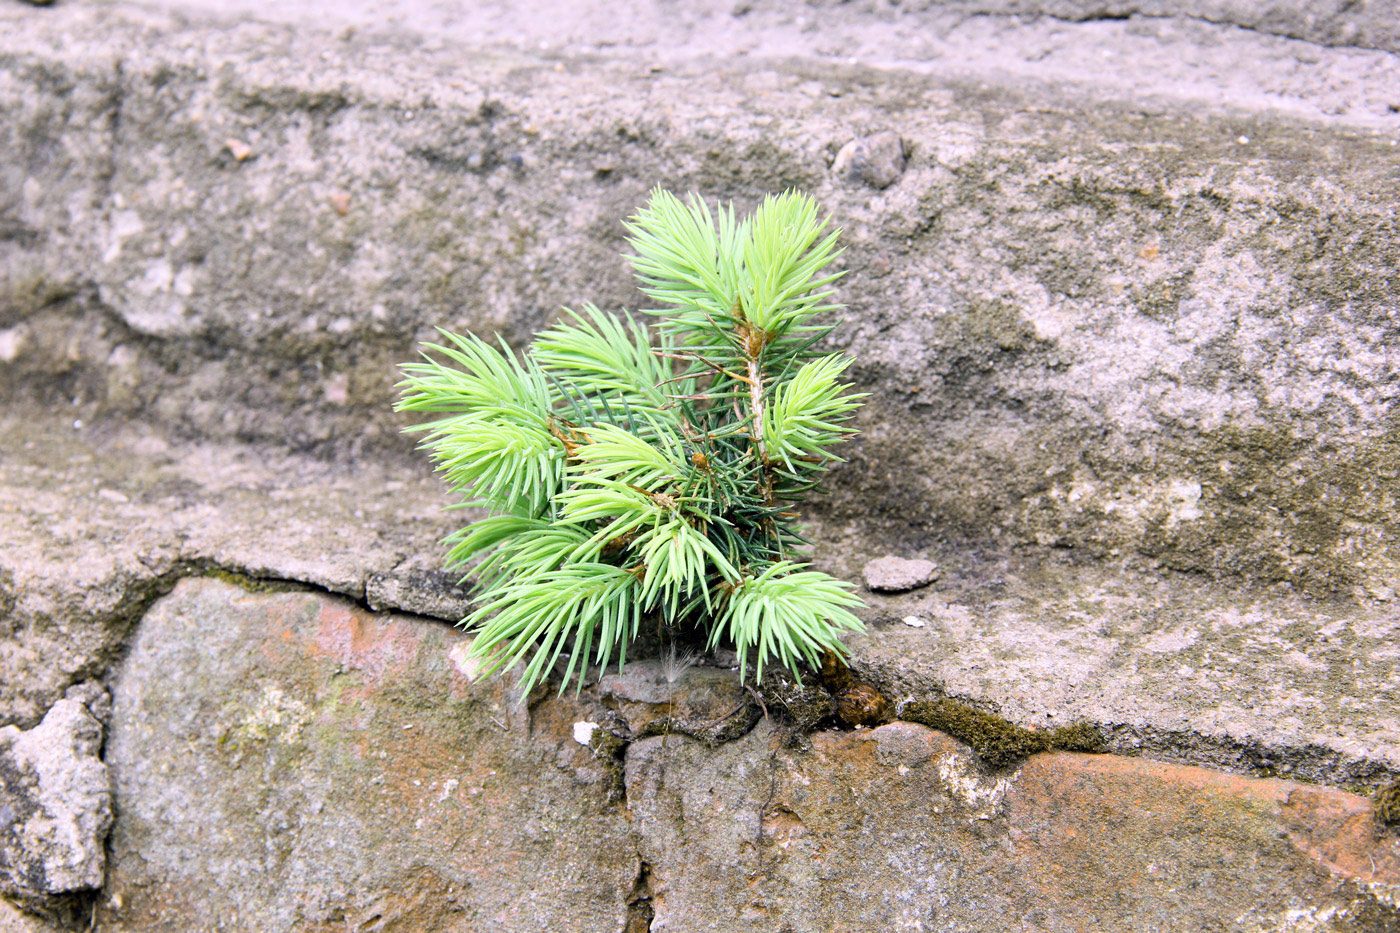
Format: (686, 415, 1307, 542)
(0, 407, 464, 730)
(627, 721, 1400, 931)
(100, 578, 639, 932)
(788, 0, 1400, 54)
(0, 698, 110, 916)
(129, 0, 1400, 76)
(0, 901, 59, 933)
(828, 545, 1400, 789)
(2, 1, 1400, 926)
(72, 580, 1400, 932)
(2, 2, 1399, 600)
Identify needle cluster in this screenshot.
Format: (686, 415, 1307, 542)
(397, 189, 866, 695)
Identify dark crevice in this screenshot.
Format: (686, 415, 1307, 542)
(1100, 722, 1400, 792)
(589, 727, 631, 806)
(39, 557, 1400, 795)
(753, 742, 783, 875)
(623, 857, 654, 933)
(963, 7, 1400, 56)
(99, 59, 125, 208)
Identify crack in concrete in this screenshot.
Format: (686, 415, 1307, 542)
(963, 7, 1399, 57)
(623, 855, 655, 933)
(92, 560, 1400, 793)
(99, 59, 125, 209)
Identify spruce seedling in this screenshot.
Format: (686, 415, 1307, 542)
(397, 189, 866, 695)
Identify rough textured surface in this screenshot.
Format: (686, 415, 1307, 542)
(2, 2, 1399, 600)
(0, 699, 111, 912)
(0, 901, 60, 933)
(597, 656, 761, 747)
(0, 407, 461, 730)
(5, 407, 1395, 795)
(100, 578, 638, 932)
(841, 548, 1400, 789)
(127, 0, 1400, 70)
(626, 721, 1400, 931)
(3, 0, 1400, 926)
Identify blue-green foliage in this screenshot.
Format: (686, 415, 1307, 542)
(397, 189, 866, 694)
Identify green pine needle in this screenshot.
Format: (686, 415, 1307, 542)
(398, 188, 867, 697)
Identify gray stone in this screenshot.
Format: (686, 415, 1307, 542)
(0, 699, 111, 908)
(597, 656, 760, 746)
(0, 901, 61, 933)
(861, 555, 940, 592)
(6, 406, 1396, 796)
(831, 131, 907, 189)
(841, 547, 1400, 789)
(928, 0, 1400, 53)
(59, 684, 109, 727)
(0, 408, 457, 729)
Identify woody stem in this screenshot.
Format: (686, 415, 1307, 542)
(745, 355, 777, 509)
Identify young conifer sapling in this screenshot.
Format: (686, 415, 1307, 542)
(397, 189, 866, 695)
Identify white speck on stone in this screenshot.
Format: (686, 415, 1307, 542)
(902, 616, 927, 628)
(572, 721, 599, 746)
(103, 209, 144, 262)
(0, 327, 26, 362)
(323, 373, 350, 405)
(1165, 479, 1203, 525)
(172, 266, 198, 297)
(438, 778, 459, 802)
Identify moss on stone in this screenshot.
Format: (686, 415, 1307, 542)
(1049, 721, 1108, 754)
(1376, 780, 1400, 827)
(202, 568, 303, 595)
(589, 727, 629, 804)
(900, 699, 1050, 768)
(900, 699, 1106, 769)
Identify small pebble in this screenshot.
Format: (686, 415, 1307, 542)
(863, 556, 939, 593)
(329, 191, 351, 216)
(224, 138, 252, 162)
(831, 131, 907, 189)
